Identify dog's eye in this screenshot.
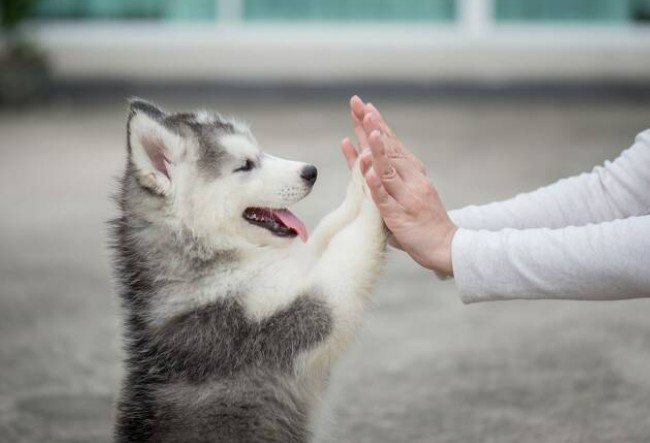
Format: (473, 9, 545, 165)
(234, 159, 255, 173)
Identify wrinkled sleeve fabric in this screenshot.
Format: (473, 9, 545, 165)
(452, 216, 650, 303)
(449, 129, 650, 230)
(447, 129, 650, 303)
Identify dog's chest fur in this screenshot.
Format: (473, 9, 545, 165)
(112, 213, 333, 443)
(115, 277, 333, 441)
(145, 295, 332, 382)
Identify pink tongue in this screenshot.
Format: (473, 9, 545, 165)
(272, 209, 309, 242)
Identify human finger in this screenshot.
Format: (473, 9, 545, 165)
(340, 137, 358, 169)
(367, 130, 415, 205)
(363, 115, 423, 183)
(350, 96, 368, 148)
(350, 95, 366, 122)
(366, 102, 394, 137)
(363, 108, 426, 179)
(352, 111, 368, 150)
(361, 108, 382, 136)
(359, 150, 372, 176)
(364, 166, 400, 214)
(365, 104, 408, 160)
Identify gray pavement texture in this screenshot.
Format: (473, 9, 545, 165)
(1, 94, 650, 443)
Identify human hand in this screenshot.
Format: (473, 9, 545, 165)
(341, 96, 457, 276)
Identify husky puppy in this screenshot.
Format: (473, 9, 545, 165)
(111, 99, 387, 443)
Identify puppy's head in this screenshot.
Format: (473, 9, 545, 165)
(125, 99, 316, 251)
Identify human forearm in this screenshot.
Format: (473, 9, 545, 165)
(452, 215, 650, 303)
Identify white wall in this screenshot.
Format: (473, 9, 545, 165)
(29, 0, 650, 84)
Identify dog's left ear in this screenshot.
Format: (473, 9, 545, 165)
(127, 98, 184, 196)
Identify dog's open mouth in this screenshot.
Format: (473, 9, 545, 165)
(243, 208, 308, 242)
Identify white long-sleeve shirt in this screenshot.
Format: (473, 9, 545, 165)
(448, 129, 650, 304)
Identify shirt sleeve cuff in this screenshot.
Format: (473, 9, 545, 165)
(450, 228, 505, 304)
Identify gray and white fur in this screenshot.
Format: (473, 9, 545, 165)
(110, 99, 387, 443)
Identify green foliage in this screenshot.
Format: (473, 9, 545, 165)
(1, 0, 38, 32)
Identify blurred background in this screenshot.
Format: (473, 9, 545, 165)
(1, 1, 650, 442)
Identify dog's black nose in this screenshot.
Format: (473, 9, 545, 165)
(301, 165, 318, 186)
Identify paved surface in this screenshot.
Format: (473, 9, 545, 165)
(1, 93, 650, 443)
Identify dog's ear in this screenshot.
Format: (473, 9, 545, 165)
(127, 98, 183, 196)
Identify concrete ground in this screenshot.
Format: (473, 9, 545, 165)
(1, 92, 649, 443)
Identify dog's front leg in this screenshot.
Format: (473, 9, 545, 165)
(306, 177, 389, 368)
(307, 161, 366, 256)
